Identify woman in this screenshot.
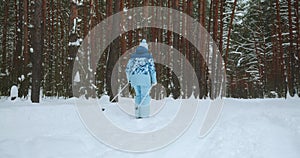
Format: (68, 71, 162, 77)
(126, 39, 157, 119)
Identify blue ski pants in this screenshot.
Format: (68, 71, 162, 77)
(133, 85, 151, 118)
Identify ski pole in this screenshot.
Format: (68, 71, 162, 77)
(110, 82, 130, 102)
(137, 85, 154, 107)
(102, 82, 130, 111)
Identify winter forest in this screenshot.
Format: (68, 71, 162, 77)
(1, 0, 300, 102)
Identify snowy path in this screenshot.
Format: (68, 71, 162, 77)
(0, 98, 299, 158)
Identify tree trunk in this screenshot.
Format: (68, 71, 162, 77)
(20, 0, 30, 98)
(44, 0, 52, 96)
(219, 0, 224, 54)
(224, 0, 237, 97)
(171, 0, 180, 99)
(275, 0, 285, 97)
(1, 1, 9, 96)
(13, 0, 23, 87)
(287, 0, 295, 96)
(31, 0, 43, 103)
(186, 0, 193, 98)
(120, 0, 126, 55)
(57, 0, 64, 96)
(67, 0, 80, 97)
(210, 0, 219, 99)
(1, 1, 9, 74)
(199, 0, 206, 26)
(294, 0, 300, 95)
(165, 0, 172, 97)
(224, 0, 237, 70)
(198, 0, 207, 98)
(106, 0, 121, 101)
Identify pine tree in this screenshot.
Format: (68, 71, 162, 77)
(31, 0, 44, 103)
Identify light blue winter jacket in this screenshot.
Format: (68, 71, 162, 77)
(126, 46, 157, 86)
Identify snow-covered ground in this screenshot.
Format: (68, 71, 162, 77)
(0, 96, 300, 158)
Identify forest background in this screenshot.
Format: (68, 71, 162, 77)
(0, 0, 299, 102)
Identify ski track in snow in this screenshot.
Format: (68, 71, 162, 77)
(0, 97, 300, 158)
